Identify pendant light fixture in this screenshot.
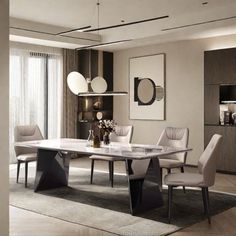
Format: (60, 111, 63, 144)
(67, 71, 127, 96)
(67, 1, 127, 96)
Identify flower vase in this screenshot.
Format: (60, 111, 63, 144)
(103, 132, 110, 145)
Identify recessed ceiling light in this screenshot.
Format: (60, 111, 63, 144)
(202, 1, 208, 5)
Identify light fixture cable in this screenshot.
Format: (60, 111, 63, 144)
(97, 0, 100, 35)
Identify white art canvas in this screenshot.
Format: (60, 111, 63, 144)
(129, 54, 165, 120)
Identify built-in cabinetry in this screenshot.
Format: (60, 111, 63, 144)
(77, 50, 113, 139)
(205, 125, 236, 172)
(204, 48, 236, 85)
(204, 47, 236, 173)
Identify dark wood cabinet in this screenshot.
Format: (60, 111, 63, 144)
(204, 47, 236, 173)
(204, 125, 236, 172)
(204, 48, 236, 85)
(204, 85, 219, 125)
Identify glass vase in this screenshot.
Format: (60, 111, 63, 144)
(103, 131, 110, 145)
(93, 135, 101, 148)
(87, 129, 94, 147)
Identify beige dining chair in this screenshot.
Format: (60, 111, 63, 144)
(157, 127, 189, 192)
(164, 134, 222, 224)
(90, 125, 133, 187)
(14, 125, 44, 187)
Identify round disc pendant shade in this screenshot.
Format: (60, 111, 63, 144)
(91, 76, 108, 93)
(67, 71, 88, 95)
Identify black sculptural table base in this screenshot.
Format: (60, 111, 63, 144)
(34, 149, 70, 192)
(125, 157, 163, 215)
(34, 148, 163, 215)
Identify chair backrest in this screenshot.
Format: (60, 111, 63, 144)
(157, 127, 189, 163)
(14, 125, 44, 156)
(110, 125, 133, 143)
(198, 134, 222, 187)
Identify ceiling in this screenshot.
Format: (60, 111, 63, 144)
(9, 0, 236, 51)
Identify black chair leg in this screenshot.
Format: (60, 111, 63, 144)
(109, 161, 114, 188)
(90, 159, 94, 184)
(181, 167, 186, 193)
(168, 185, 173, 223)
(16, 160, 21, 183)
(160, 167, 163, 191)
(25, 161, 28, 188)
(202, 187, 211, 224)
(206, 187, 211, 224)
(108, 161, 111, 181)
(201, 187, 207, 215)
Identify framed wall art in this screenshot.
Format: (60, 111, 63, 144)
(129, 53, 165, 120)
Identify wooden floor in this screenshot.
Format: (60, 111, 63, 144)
(10, 157, 236, 236)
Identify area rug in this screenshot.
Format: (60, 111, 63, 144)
(9, 166, 236, 236)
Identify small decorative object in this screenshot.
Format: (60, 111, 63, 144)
(98, 120, 116, 145)
(93, 135, 101, 148)
(96, 111, 103, 120)
(232, 112, 236, 125)
(87, 129, 94, 147)
(93, 97, 103, 110)
(224, 111, 231, 125)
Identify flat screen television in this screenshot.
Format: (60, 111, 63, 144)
(220, 85, 236, 104)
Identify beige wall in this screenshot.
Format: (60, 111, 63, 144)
(0, 0, 9, 235)
(114, 34, 236, 165)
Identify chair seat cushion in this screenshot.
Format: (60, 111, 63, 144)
(159, 158, 184, 169)
(164, 173, 205, 187)
(17, 153, 37, 161)
(89, 155, 124, 161)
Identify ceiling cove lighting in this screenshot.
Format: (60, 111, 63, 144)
(84, 15, 169, 32)
(56, 16, 169, 35)
(162, 15, 236, 31)
(58, 15, 169, 35)
(75, 39, 132, 50)
(57, 26, 92, 35)
(57, 0, 169, 36)
(67, 71, 127, 97)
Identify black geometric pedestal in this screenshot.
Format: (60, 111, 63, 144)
(126, 157, 163, 215)
(34, 149, 70, 192)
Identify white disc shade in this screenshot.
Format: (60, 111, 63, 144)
(91, 76, 108, 93)
(67, 71, 88, 95)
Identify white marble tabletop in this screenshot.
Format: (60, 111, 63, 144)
(14, 138, 191, 160)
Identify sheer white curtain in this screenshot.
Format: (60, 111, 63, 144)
(9, 48, 63, 163)
(48, 55, 63, 138)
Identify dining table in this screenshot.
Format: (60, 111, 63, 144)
(14, 138, 191, 215)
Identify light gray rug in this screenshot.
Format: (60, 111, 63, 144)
(9, 166, 236, 236)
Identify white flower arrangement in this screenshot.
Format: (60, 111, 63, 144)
(98, 120, 116, 133)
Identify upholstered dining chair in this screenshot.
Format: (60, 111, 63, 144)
(14, 125, 44, 187)
(90, 125, 133, 187)
(164, 134, 222, 224)
(157, 127, 189, 192)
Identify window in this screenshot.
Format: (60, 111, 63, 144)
(9, 48, 63, 163)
